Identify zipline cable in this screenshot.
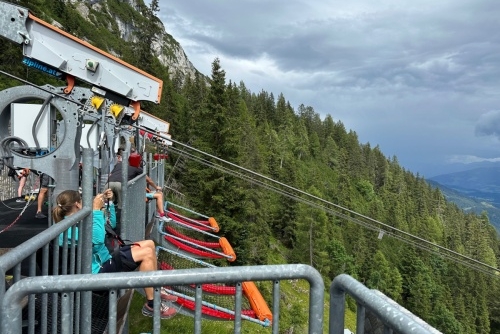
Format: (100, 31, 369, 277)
(165, 142, 500, 277)
(1, 72, 497, 277)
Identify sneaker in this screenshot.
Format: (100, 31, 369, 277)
(35, 212, 47, 219)
(155, 212, 169, 222)
(142, 302, 177, 319)
(161, 288, 178, 302)
(158, 216, 170, 222)
(16, 198, 25, 203)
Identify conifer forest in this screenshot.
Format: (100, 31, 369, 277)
(2, 1, 500, 333)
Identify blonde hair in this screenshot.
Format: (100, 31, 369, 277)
(52, 190, 81, 223)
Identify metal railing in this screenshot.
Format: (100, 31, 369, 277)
(329, 274, 437, 334)
(0, 248, 442, 334)
(1, 264, 325, 334)
(0, 148, 195, 332)
(0, 150, 440, 334)
(0, 166, 18, 200)
(0, 150, 95, 332)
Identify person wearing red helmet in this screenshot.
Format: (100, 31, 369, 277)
(107, 150, 168, 220)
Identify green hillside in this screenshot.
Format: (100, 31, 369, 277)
(428, 179, 500, 232)
(2, 1, 500, 333)
(431, 167, 500, 197)
(430, 167, 500, 210)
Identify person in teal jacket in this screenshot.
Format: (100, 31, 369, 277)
(52, 189, 177, 319)
(56, 194, 116, 249)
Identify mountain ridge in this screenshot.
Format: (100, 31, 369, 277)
(429, 166, 500, 232)
(2, 1, 500, 332)
(67, 0, 199, 80)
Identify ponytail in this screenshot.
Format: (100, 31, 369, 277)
(52, 190, 81, 222)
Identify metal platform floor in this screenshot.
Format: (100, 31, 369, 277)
(0, 198, 49, 248)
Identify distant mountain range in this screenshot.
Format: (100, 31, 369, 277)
(423, 160, 500, 178)
(428, 166, 500, 232)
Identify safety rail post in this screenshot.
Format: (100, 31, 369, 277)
(80, 148, 95, 334)
(108, 289, 118, 334)
(2, 264, 325, 334)
(329, 274, 432, 334)
(124, 174, 147, 241)
(356, 302, 365, 333)
(0, 166, 17, 200)
(148, 153, 164, 189)
(147, 155, 157, 222)
(194, 284, 202, 334)
(234, 282, 243, 333)
(158, 159, 165, 189)
(120, 145, 146, 242)
(120, 142, 130, 229)
(272, 280, 280, 333)
(0, 208, 91, 330)
(148, 152, 153, 183)
(28, 253, 36, 332)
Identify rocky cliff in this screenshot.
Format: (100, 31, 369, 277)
(66, 0, 198, 80)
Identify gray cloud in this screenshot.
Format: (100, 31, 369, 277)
(476, 110, 500, 139)
(157, 0, 500, 177)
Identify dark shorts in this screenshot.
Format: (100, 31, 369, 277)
(40, 174, 50, 188)
(98, 245, 140, 273)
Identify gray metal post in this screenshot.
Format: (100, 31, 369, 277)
(272, 280, 280, 334)
(53, 157, 80, 199)
(2, 264, 324, 334)
(356, 303, 365, 334)
(195, 284, 202, 334)
(234, 282, 243, 334)
(330, 274, 431, 334)
(121, 143, 130, 239)
(108, 290, 118, 334)
(61, 293, 71, 333)
(80, 148, 94, 334)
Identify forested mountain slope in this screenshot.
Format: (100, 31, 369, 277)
(2, 1, 500, 333)
(431, 167, 500, 200)
(427, 178, 500, 232)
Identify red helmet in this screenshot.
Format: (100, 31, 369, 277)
(129, 153, 141, 168)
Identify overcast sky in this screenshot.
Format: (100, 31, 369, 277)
(156, 0, 500, 178)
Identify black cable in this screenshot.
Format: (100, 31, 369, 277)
(32, 95, 53, 151)
(1, 70, 496, 276)
(166, 144, 500, 277)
